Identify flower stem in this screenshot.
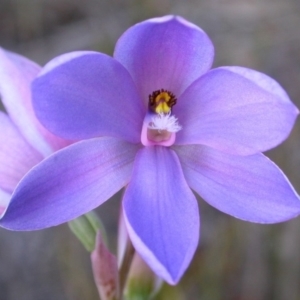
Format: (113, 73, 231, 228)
(118, 238, 135, 300)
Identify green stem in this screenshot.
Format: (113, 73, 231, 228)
(118, 238, 135, 300)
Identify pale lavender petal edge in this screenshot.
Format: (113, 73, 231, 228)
(174, 144, 300, 223)
(32, 52, 145, 142)
(221, 66, 296, 105)
(123, 146, 199, 284)
(114, 15, 214, 104)
(0, 189, 11, 215)
(0, 47, 70, 156)
(0, 137, 140, 230)
(0, 111, 43, 194)
(174, 68, 298, 155)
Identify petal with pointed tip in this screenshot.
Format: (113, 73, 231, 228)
(32, 52, 145, 143)
(175, 144, 300, 223)
(123, 146, 199, 284)
(114, 15, 214, 103)
(0, 137, 139, 230)
(174, 68, 298, 155)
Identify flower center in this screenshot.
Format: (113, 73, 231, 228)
(149, 89, 176, 114)
(141, 89, 181, 147)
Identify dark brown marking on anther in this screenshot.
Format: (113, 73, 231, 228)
(148, 89, 177, 113)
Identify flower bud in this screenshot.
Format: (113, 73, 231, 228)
(91, 231, 118, 300)
(68, 211, 107, 252)
(124, 253, 163, 300)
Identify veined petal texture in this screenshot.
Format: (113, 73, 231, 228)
(0, 48, 68, 156)
(175, 145, 300, 223)
(123, 146, 199, 284)
(114, 15, 214, 104)
(0, 138, 140, 230)
(0, 112, 42, 194)
(174, 68, 298, 155)
(32, 52, 145, 143)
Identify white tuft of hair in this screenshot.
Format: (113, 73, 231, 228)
(148, 113, 182, 133)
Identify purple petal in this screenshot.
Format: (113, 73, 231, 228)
(114, 15, 214, 104)
(174, 68, 298, 155)
(0, 47, 69, 156)
(0, 111, 43, 194)
(123, 146, 199, 284)
(32, 52, 145, 143)
(174, 144, 300, 223)
(0, 189, 11, 214)
(0, 138, 139, 230)
(220, 66, 292, 103)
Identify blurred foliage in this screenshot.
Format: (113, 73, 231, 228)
(1, 0, 300, 299)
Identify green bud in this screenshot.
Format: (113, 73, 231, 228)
(125, 253, 163, 300)
(68, 211, 107, 252)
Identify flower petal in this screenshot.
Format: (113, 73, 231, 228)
(123, 146, 199, 284)
(0, 189, 11, 215)
(174, 144, 300, 223)
(0, 47, 69, 156)
(32, 52, 145, 143)
(220, 66, 292, 103)
(114, 15, 214, 103)
(0, 138, 139, 230)
(174, 68, 298, 155)
(0, 111, 43, 194)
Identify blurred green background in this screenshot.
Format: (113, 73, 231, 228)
(1, 0, 300, 299)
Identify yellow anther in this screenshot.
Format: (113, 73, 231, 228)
(148, 89, 177, 114)
(155, 101, 170, 114)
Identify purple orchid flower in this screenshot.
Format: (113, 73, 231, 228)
(1, 15, 300, 284)
(0, 48, 69, 214)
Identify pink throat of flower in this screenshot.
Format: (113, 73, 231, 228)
(141, 89, 181, 147)
(141, 121, 176, 146)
